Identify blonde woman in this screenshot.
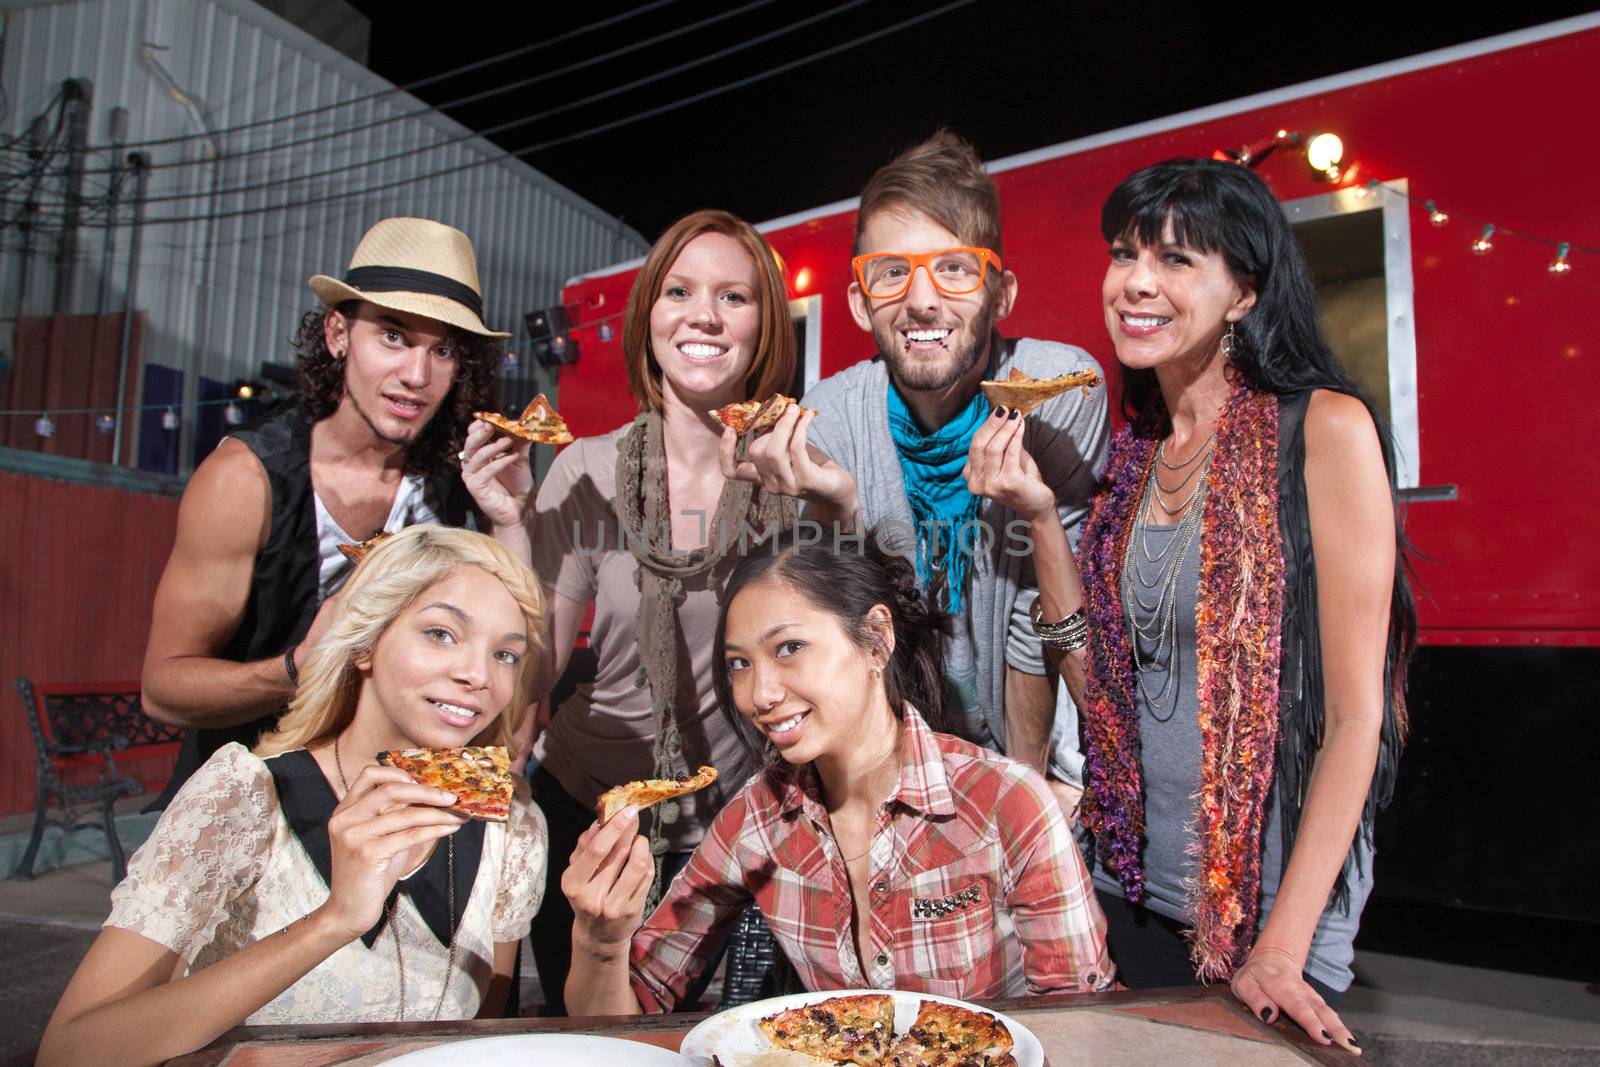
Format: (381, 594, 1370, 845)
(40, 526, 547, 1067)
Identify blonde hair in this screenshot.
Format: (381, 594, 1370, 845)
(256, 525, 546, 756)
(623, 209, 797, 413)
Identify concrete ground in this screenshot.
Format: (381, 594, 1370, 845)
(1, 851, 1596, 1065)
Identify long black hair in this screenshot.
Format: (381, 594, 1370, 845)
(1101, 158, 1417, 729)
(290, 300, 503, 476)
(711, 528, 952, 763)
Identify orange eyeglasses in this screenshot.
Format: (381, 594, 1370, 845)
(851, 247, 1003, 300)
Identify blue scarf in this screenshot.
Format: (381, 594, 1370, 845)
(887, 381, 988, 614)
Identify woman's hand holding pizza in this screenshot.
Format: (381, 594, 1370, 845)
(720, 406, 859, 521)
(460, 417, 534, 532)
(563, 806, 655, 955)
(965, 406, 1056, 521)
(317, 763, 466, 942)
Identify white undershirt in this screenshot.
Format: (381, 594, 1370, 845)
(313, 474, 440, 600)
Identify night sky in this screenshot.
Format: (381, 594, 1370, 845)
(349, 1, 1595, 241)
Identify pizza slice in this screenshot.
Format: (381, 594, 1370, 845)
(336, 530, 393, 565)
(978, 367, 1101, 415)
(758, 993, 897, 1065)
(376, 745, 514, 822)
(596, 765, 718, 823)
(474, 392, 574, 445)
(714, 393, 814, 436)
(887, 1001, 1015, 1066)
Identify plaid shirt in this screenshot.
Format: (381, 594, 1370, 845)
(629, 707, 1114, 1011)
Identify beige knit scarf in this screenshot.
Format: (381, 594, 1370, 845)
(614, 410, 796, 891)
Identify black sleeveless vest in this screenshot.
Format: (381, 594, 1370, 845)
(1274, 391, 1402, 907)
(156, 404, 472, 805)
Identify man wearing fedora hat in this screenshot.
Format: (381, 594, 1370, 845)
(141, 218, 515, 802)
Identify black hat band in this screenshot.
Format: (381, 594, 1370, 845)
(343, 265, 484, 318)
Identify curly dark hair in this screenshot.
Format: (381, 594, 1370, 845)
(291, 300, 504, 475)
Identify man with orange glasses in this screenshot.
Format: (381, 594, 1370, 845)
(722, 130, 1109, 820)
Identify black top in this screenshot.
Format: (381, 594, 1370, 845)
(154, 404, 472, 807)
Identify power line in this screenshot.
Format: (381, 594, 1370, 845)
(127, 0, 869, 208)
(70, 0, 682, 155)
(16, 0, 979, 230)
(70, 0, 782, 178)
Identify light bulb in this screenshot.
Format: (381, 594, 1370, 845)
(1425, 200, 1448, 227)
(95, 413, 115, 434)
(162, 407, 179, 430)
(1305, 132, 1344, 172)
(224, 402, 243, 426)
(1471, 225, 1495, 255)
(1549, 242, 1572, 275)
(34, 415, 55, 437)
(237, 383, 254, 399)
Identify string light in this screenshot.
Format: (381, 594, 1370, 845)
(1424, 200, 1449, 227)
(223, 402, 243, 426)
(1471, 224, 1496, 255)
(95, 414, 115, 434)
(34, 415, 55, 438)
(162, 407, 179, 430)
(1549, 242, 1572, 275)
(236, 383, 255, 399)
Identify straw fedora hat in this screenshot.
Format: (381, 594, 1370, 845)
(309, 217, 510, 338)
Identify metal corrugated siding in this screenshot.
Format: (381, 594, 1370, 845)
(1, 0, 645, 385)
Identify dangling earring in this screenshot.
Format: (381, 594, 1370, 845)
(1220, 321, 1237, 359)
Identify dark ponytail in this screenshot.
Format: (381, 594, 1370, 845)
(712, 528, 952, 762)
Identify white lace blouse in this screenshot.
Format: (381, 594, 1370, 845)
(106, 743, 546, 1024)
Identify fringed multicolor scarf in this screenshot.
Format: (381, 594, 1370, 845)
(1079, 383, 1286, 980)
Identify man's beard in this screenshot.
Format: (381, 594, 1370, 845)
(347, 386, 423, 448)
(873, 294, 999, 394)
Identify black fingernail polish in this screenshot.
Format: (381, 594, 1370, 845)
(1260, 1007, 1272, 1022)
(995, 406, 1008, 418)
(1010, 408, 1021, 419)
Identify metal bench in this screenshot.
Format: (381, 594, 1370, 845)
(11, 677, 183, 882)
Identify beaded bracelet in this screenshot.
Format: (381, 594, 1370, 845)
(1031, 598, 1090, 652)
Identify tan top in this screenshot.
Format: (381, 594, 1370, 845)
(530, 427, 757, 851)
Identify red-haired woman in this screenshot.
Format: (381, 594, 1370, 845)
(460, 210, 847, 1011)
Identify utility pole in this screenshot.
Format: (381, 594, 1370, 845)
(53, 78, 92, 314)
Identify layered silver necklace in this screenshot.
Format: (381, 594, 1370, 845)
(1120, 433, 1215, 719)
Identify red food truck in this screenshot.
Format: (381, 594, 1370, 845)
(546, 15, 1600, 923)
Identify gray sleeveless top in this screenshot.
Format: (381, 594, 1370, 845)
(1091, 519, 1374, 992)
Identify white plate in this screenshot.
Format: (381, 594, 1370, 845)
(386, 1032, 694, 1065)
(679, 989, 1043, 1067)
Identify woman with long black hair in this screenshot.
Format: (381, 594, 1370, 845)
(558, 532, 1114, 1014)
(972, 157, 1414, 1051)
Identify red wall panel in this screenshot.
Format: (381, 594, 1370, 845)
(560, 26, 1600, 644)
(0, 471, 178, 816)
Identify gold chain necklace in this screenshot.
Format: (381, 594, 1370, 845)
(332, 734, 458, 1021)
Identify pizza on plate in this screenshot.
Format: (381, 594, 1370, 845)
(714, 394, 814, 436)
(758, 993, 897, 1065)
(474, 393, 574, 445)
(597, 765, 718, 823)
(887, 1000, 1016, 1067)
(336, 530, 393, 564)
(376, 746, 514, 822)
(978, 367, 1101, 415)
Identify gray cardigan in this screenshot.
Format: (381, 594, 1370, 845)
(801, 337, 1109, 750)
